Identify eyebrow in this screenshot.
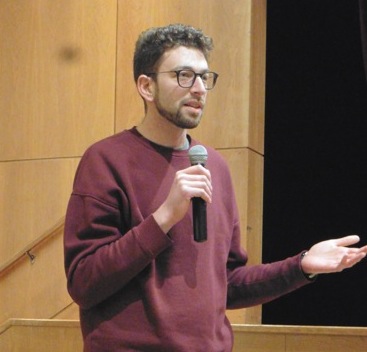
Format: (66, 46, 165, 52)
(173, 66, 210, 73)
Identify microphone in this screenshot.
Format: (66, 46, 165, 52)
(188, 145, 208, 243)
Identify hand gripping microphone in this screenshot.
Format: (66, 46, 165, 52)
(188, 145, 208, 242)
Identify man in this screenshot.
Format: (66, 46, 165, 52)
(64, 24, 367, 351)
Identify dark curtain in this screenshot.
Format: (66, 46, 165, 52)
(263, 0, 367, 327)
(360, 0, 367, 80)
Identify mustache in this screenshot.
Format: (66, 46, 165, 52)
(181, 99, 205, 109)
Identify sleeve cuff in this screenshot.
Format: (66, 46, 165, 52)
(300, 251, 318, 281)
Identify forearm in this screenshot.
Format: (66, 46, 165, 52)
(226, 254, 312, 309)
(65, 197, 172, 309)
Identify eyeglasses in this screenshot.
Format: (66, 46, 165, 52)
(147, 69, 219, 90)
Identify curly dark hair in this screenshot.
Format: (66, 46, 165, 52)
(133, 24, 213, 82)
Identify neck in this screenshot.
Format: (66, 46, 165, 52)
(137, 114, 188, 149)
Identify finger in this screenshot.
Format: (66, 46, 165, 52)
(352, 245, 367, 254)
(344, 252, 366, 268)
(186, 164, 211, 178)
(179, 167, 212, 188)
(181, 176, 213, 195)
(179, 178, 212, 202)
(182, 182, 212, 198)
(196, 188, 212, 203)
(334, 235, 360, 247)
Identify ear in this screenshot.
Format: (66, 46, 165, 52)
(136, 75, 155, 103)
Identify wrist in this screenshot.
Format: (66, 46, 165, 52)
(301, 251, 318, 280)
(152, 204, 179, 234)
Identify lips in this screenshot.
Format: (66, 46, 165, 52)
(184, 100, 203, 109)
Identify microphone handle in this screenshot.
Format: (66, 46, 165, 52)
(192, 197, 207, 242)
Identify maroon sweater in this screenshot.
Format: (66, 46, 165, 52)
(64, 128, 311, 352)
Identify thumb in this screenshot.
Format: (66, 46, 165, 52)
(334, 235, 360, 247)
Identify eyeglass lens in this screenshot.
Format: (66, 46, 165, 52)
(178, 70, 217, 89)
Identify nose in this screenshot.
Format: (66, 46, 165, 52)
(190, 75, 207, 96)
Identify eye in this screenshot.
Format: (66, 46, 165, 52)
(201, 73, 209, 82)
(179, 70, 194, 80)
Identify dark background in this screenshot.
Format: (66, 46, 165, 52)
(262, 0, 367, 326)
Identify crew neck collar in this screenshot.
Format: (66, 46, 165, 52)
(132, 126, 191, 151)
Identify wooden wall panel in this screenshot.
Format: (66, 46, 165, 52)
(0, 0, 119, 325)
(0, 158, 79, 266)
(219, 148, 263, 324)
(0, 0, 266, 329)
(233, 332, 285, 352)
(218, 149, 264, 266)
(232, 325, 367, 352)
(248, 3, 267, 152)
(0, 320, 83, 352)
(115, 0, 266, 153)
(287, 334, 367, 352)
(0, 229, 73, 325)
(2, 320, 366, 352)
(0, 0, 117, 161)
(54, 303, 79, 320)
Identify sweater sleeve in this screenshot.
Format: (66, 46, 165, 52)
(226, 253, 313, 309)
(64, 146, 173, 310)
(225, 221, 313, 309)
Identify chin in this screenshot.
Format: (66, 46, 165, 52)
(180, 119, 201, 129)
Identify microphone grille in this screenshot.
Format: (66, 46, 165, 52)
(188, 145, 208, 166)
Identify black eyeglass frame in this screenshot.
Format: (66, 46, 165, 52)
(146, 69, 219, 90)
